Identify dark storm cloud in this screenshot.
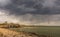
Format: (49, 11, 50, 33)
(0, 0, 60, 25)
(1, 0, 59, 15)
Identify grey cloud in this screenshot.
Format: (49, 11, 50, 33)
(0, 0, 60, 25)
(17, 4, 36, 12)
(3, 0, 60, 15)
(0, 0, 11, 7)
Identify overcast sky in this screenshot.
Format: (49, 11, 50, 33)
(0, 0, 60, 26)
